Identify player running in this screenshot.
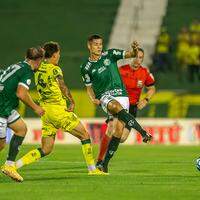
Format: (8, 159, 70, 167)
(14, 41, 106, 182)
(80, 34, 153, 172)
(1, 47, 45, 181)
(96, 48, 156, 166)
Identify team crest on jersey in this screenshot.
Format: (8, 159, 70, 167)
(103, 58, 111, 66)
(137, 80, 143, 88)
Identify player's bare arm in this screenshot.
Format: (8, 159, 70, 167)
(16, 85, 45, 116)
(86, 85, 100, 105)
(124, 41, 139, 58)
(56, 75, 75, 112)
(137, 85, 156, 110)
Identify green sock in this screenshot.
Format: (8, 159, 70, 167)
(7, 135, 24, 161)
(103, 136, 120, 172)
(117, 109, 146, 137)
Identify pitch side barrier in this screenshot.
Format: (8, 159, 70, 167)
(5, 118, 200, 145)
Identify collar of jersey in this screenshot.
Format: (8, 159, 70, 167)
(88, 55, 102, 62)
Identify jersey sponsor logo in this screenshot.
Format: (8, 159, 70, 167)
(103, 58, 111, 66)
(103, 89, 123, 96)
(137, 80, 143, 88)
(26, 79, 31, 85)
(113, 50, 122, 56)
(98, 66, 106, 74)
(0, 64, 21, 83)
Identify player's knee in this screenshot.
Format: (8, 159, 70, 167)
(107, 101, 122, 114)
(80, 130, 90, 141)
(15, 125, 28, 137)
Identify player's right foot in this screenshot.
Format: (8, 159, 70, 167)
(88, 168, 109, 175)
(1, 164, 23, 182)
(142, 133, 153, 143)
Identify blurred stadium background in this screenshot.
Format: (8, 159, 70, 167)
(0, 0, 199, 145)
(0, 1, 200, 199)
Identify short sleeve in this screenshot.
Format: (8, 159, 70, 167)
(18, 68, 33, 90)
(145, 72, 155, 87)
(109, 49, 125, 61)
(53, 66, 63, 78)
(80, 65, 92, 86)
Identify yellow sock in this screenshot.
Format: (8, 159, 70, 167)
(16, 149, 42, 169)
(81, 140, 96, 171)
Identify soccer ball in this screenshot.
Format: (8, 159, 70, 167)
(196, 158, 200, 171)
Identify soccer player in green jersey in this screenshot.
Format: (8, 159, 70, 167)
(80, 34, 152, 172)
(0, 47, 45, 182)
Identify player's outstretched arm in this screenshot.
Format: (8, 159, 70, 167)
(124, 41, 139, 58)
(86, 85, 100, 105)
(56, 75, 75, 112)
(16, 85, 45, 116)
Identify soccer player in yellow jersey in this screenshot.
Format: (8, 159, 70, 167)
(15, 42, 105, 180)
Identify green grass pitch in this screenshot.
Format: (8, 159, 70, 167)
(0, 145, 200, 200)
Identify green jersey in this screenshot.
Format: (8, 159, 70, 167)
(80, 49, 127, 99)
(0, 61, 33, 117)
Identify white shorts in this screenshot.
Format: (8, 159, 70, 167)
(100, 95, 129, 119)
(0, 110, 20, 139)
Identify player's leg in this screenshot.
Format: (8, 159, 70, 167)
(16, 136, 55, 169)
(1, 116, 26, 182)
(107, 100, 152, 143)
(96, 119, 114, 167)
(16, 119, 56, 170)
(120, 104, 137, 143)
(69, 121, 106, 175)
(102, 119, 125, 172)
(0, 117, 7, 151)
(0, 138, 6, 151)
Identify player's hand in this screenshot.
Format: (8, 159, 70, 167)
(131, 41, 139, 56)
(137, 99, 148, 110)
(92, 99, 101, 105)
(67, 102, 75, 112)
(34, 105, 45, 116)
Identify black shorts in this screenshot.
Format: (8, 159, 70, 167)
(105, 104, 138, 123)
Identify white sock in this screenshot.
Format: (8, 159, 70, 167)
(5, 160, 15, 167)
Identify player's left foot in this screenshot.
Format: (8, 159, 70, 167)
(142, 132, 153, 143)
(96, 160, 103, 169)
(1, 164, 23, 182)
(88, 168, 109, 175)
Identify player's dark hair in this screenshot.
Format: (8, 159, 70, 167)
(138, 48, 144, 54)
(88, 34, 102, 42)
(43, 41, 60, 58)
(26, 46, 44, 60)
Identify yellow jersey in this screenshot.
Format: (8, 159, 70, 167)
(35, 61, 67, 106)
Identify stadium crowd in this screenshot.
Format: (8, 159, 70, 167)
(153, 19, 200, 83)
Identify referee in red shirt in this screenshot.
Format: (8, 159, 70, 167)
(96, 48, 156, 167)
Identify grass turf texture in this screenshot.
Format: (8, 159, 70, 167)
(0, 145, 200, 200)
